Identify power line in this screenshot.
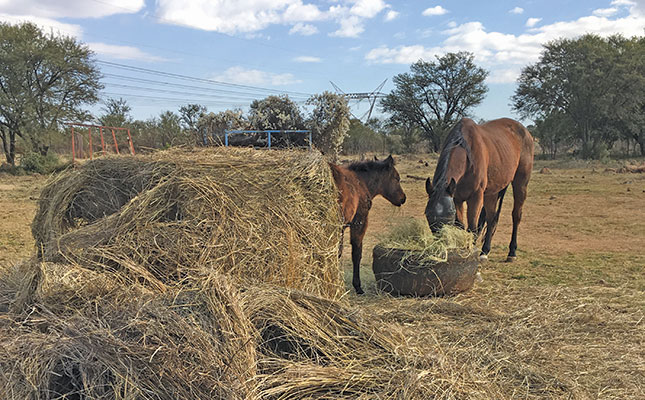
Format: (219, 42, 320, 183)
(102, 81, 307, 102)
(97, 60, 313, 97)
(102, 73, 309, 99)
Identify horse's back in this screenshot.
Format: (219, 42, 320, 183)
(329, 163, 361, 224)
(462, 118, 534, 190)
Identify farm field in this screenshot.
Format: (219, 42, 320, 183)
(1, 154, 644, 398)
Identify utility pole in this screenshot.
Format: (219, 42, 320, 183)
(330, 79, 387, 122)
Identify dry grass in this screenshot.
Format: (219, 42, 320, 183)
(1, 151, 644, 399)
(31, 147, 343, 299)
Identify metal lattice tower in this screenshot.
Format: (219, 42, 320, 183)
(330, 79, 387, 122)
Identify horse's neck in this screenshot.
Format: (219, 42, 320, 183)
(353, 170, 380, 200)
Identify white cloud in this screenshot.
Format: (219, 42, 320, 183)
(88, 42, 168, 62)
(215, 66, 301, 86)
(289, 22, 318, 35)
(0, 0, 144, 19)
(593, 7, 618, 17)
(293, 55, 321, 62)
(0, 1, 163, 64)
(350, 0, 387, 18)
(330, 15, 364, 37)
(365, 5, 645, 84)
(422, 6, 448, 16)
(156, 0, 322, 34)
(509, 7, 524, 14)
(155, 0, 389, 38)
(0, 13, 83, 37)
(525, 17, 542, 27)
(384, 10, 399, 21)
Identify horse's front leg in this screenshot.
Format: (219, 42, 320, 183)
(466, 191, 484, 235)
(350, 216, 369, 295)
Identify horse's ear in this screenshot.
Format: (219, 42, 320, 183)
(386, 154, 394, 166)
(446, 178, 457, 196)
(374, 156, 379, 161)
(425, 178, 433, 195)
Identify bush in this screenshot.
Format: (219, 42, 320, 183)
(20, 152, 69, 174)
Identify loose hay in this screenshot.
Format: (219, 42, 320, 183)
(378, 218, 475, 263)
(32, 147, 344, 299)
(0, 261, 257, 400)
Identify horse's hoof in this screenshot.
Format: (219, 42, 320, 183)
(475, 272, 484, 283)
(479, 254, 488, 262)
(505, 256, 517, 263)
(354, 287, 364, 295)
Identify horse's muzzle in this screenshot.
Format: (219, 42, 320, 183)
(427, 216, 456, 233)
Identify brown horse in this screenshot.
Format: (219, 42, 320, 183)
(330, 155, 406, 294)
(425, 118, 534, 262)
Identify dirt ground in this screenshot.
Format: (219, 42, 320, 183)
(1, 154, 644, 398)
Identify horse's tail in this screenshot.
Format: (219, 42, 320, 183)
(479, 185, 509, 239)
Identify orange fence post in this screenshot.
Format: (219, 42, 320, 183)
(99, 127, 105, 155)
(111, 129, 120, 154)
(127, 129, 135, 155)
(71, 126, 75, 164)
(88, 127, 93, 159)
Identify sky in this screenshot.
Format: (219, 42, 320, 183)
(1, 0, 644, 123)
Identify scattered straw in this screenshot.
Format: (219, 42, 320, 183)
(0, 261, 256, 400)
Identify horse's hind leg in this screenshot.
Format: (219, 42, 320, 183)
(507, 179, 528, 262)
(480, 187, 508, 259)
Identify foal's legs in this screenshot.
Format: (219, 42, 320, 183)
(350, 216, 369, 294)
(507, 180, 528, 262)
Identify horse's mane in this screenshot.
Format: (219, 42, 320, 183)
(431, 120, 473, 192)
(347, 158, 392, 172)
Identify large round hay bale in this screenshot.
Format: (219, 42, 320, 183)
(0, 261, 256, 399)
(32, 147, 344, 299)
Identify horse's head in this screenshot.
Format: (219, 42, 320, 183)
(376, 155, 406, 206)
(424, 177, 456, 232)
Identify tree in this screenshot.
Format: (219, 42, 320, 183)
(0, 22, 102, 164)
(381, 52, 488, 152)
(531, 111, 575, 159)
(249, 95, 305, 130)
(158, 111, 182, 148)
(179, 103, 207, 144)
(512, 34, 636, 158)
(198, 109, 247, 145)
(99, 97, 132, 128)
(612, 36, 645, 156)
(306, 91, 350, 161)
(343, 118, 385, 155)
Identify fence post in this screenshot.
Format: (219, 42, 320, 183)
(71, 126, 75, 164)
(127, 129, 135, 155)
(100, 127, 105, 155)
(111, 129, 120, 154)
(88, 127, 93, 159)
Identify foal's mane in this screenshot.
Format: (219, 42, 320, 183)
(347, 158, 392, 173)
(432, 121, 473, 191)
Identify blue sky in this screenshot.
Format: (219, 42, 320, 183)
(1, 0, 644, 122)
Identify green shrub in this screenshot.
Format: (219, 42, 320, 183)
(20, 152, 69, 174)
